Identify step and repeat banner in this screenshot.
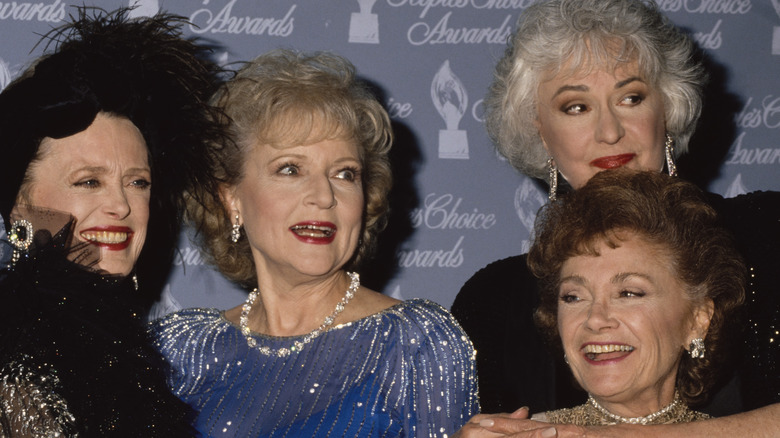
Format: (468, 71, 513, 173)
(1, 0, 778, 315)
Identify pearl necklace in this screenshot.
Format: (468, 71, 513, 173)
(239, 272, 360, 357)
(588, 392, 681, 425)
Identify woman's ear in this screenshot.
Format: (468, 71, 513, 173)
(690, 298, 715, 341)
(219, 184, 240, 224)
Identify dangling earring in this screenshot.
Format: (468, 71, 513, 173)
(132, 274, 139, 291)
(230, 214, 241, 243)
(8, 219, 34, 266)
(688, 338, 705, 359)
(665, 133, 677, 177)
(547, 157, 558, 201)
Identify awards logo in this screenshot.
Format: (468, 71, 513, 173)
(128, 0, 159, 18)
(514, 177, 545, 234)
(349, 0, 379, 44)
(773, 0, 780, 55)
(431, 60, 469, 159)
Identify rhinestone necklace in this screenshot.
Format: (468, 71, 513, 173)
(240, 271, 360, 357)
(588, 391, 681, 425)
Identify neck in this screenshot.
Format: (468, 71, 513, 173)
(589, 391, 680, 425)
(249, 271, 353, 337)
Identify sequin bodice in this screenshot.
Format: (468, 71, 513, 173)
(151, 299, 479, 437)
(542, 401, 709, 426)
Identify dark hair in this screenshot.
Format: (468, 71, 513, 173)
(188, 50, 393, 287)
(0, 8, 226, 304)
(528, 169, 744, 405)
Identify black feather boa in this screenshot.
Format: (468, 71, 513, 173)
(0, 217, 196, 437)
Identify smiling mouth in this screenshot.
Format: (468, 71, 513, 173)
(81, 230, 130, 244)
(290, 224, 335, 238)
(582, 344, 635, 361)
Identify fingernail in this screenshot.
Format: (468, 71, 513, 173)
(513, 406, 529, 414)
(479, 419, 495, 427)
(542, 427, 557, 438)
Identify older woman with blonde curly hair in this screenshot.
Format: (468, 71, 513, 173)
(152, 49, 478, 437)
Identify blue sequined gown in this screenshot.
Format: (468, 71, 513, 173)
(151, 298, 479, 437)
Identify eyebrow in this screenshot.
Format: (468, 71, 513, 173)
(612, 271, 652, 283)
(551, 76, 645, 99)
(74, 166, 150, 174)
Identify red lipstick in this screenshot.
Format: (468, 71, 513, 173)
(590, 153, 636, 169)
(289, 221, 337, 245)
(79, 226, 134, 251)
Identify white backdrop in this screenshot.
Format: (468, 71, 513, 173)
(1, 0, 778, 316)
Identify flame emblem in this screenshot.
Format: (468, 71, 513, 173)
(432, 60, 467, 130)
(432, 60, 470, 159)
(514, 177, 546, 233)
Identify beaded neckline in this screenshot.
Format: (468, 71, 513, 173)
(239, 272, 360, 357)
(587, 392, 681, 425)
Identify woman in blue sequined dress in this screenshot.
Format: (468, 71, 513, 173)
(151, 49, 479, 437)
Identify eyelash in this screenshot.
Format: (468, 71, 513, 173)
(74, 179, 100, 189)
(336, 166, 360, 182)
(559, 293, 579, 304)
(74, 178, 151, 190)
(561, 94, 645, 115)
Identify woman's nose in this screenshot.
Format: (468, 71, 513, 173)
(584, 300, 618, 332)
(595, 107, 625, 145)
(305, 175, 337, 209)
(103, 186, 132, 219)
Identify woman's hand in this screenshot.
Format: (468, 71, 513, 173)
(454, 407, 560, 437)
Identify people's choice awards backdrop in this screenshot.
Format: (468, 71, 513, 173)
(1, 0, 778, 316)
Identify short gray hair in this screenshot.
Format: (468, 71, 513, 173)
(484, 0, 706, 179)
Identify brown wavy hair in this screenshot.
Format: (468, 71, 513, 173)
(187, 50, 393, 287)
(528, 169, 744, 405)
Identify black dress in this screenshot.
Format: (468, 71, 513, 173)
(0, 216, 195, 437)
(452, 191, 780, 415)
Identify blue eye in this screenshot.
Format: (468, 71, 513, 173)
(335, 167, 359, 182)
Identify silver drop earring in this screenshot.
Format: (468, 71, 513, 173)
(665, 133, 677, 177)
(231, 214, 241, 243)
(688, 338, 705, 359)
(547, 157, 558, 201)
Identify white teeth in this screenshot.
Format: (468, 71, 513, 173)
(81, 231, 128, 244)
(291, 225, 335, 237)
(583, 344, 634, 354)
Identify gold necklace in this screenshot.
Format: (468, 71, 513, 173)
(239, 272, 359, 357)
